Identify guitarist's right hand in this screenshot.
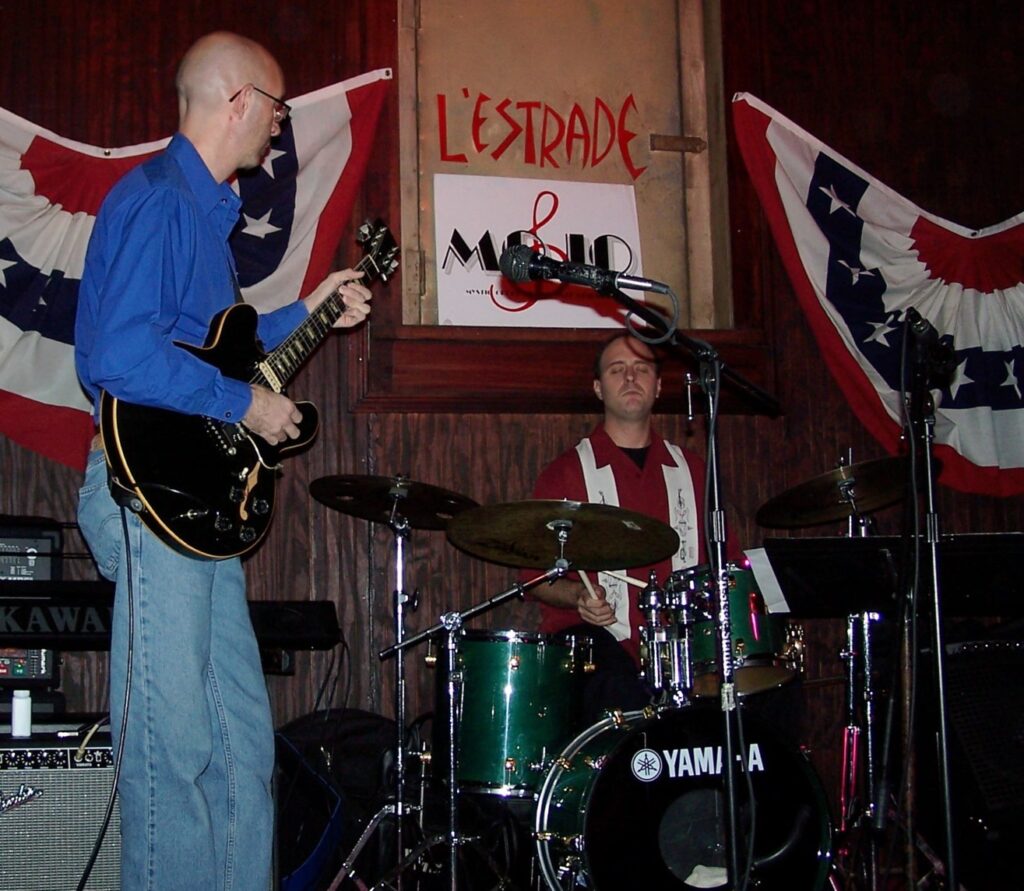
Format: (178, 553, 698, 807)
(242, 385, 303, 445)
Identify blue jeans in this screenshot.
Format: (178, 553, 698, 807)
(78, 449, 274, 890)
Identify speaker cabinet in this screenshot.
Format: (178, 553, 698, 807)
(918, 640, 1024, 887)
(0, 731, 120, 890)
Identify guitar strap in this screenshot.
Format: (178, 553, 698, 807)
(107, 469, 144, 514)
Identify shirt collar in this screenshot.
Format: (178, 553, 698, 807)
(591, 422, 672, 467)
(165, 133, 242, 222)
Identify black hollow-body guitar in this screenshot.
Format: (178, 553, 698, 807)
(100, 220, 398, 559)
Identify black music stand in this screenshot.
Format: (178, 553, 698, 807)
(753, 534, 1024, 619)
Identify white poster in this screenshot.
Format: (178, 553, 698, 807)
(434, 173, 644, 327)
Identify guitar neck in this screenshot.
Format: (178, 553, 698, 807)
(253, 252, 377, 389)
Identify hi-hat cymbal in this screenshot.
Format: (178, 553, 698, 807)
(310, 475, 478, 531)
(755, 456, 909, 529)
(447, 499, 680, 570)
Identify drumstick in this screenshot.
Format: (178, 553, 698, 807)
(601, 569, 648, 589)
(579, 570, 599, 598)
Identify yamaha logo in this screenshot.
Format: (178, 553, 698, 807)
(630, 744, 767, 782)
(630, 748, 663, 782)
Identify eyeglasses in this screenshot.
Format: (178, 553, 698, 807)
(228, 84, 291, 123)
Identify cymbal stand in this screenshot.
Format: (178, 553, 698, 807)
(327, 484, 416, 891)
(380, 561, 568, 890)
(389, 493, 413, 889)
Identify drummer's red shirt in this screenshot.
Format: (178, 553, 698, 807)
(530, 423, 711, 664)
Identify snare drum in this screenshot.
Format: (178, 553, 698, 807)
(535, 706, 833, 890)
(435, 629, 587, 796)
(690, 564, 801, 697)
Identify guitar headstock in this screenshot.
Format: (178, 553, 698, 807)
(356, 219, 400, 284)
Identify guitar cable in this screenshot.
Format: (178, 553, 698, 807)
(75, 505, 135, 891)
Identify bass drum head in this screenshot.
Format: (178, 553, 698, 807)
(536, 706, 832, 890)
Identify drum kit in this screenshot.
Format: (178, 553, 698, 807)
(307, 454, 912, 891)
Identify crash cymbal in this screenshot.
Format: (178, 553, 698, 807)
(756, 456, 910, 529)
(447, 499, 680, 570)
(310, 475, 478, 531)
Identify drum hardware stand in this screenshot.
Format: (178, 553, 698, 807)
(381, 561, 569, 890)
(829, 454, 886, 891)
(639, 569, 694, 707)
(838, 610, 882, 891)
(903, 308, 958, 891)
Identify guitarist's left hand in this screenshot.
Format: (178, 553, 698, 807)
(303, 269, 373, 328)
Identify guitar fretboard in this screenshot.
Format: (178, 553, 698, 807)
(251, 250, 379, 390)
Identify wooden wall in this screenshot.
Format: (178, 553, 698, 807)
(2, 0, 1023, 821)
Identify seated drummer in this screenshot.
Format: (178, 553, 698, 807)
(529, 332, 715, 725)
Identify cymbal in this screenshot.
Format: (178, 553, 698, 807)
(310, 475, 478, 531)
(447, 499, 680, 570)
(755, 456, 909, 529)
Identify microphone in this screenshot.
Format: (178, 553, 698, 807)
(905, 307, 939, 344)
(498, 244, 669, 294)
(905, 307, 956, 385)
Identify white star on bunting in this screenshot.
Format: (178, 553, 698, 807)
(949, 358, 974, 401)
(0, 256, 16, 288)
(1002, 359, 1021, 399)
(261, 147, 286, 178)
(241, 209, 282, 240)
(865, 318, 897, 346)
(838, 259, 876, 285)
(819, 183, 853, 215)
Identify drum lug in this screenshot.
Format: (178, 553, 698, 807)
(784, 623, 806, 673)
(735, 638, 748, 666)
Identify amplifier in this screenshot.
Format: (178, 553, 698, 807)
(0, 731, 120, 890)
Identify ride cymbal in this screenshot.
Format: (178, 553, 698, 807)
(755, 456, 909, 529)
(310, 474, 477, 531)
(447, 499, 680, 570)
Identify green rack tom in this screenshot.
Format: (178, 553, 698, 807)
(689, 564, 800, 697)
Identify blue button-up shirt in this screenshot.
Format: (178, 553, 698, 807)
(75, 133, 307, 422)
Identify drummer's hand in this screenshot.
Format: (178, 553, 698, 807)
(577, 585, 616, 626)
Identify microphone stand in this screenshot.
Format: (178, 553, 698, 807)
(596, 284, 780, 887)
(905, 314, 958, 890)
